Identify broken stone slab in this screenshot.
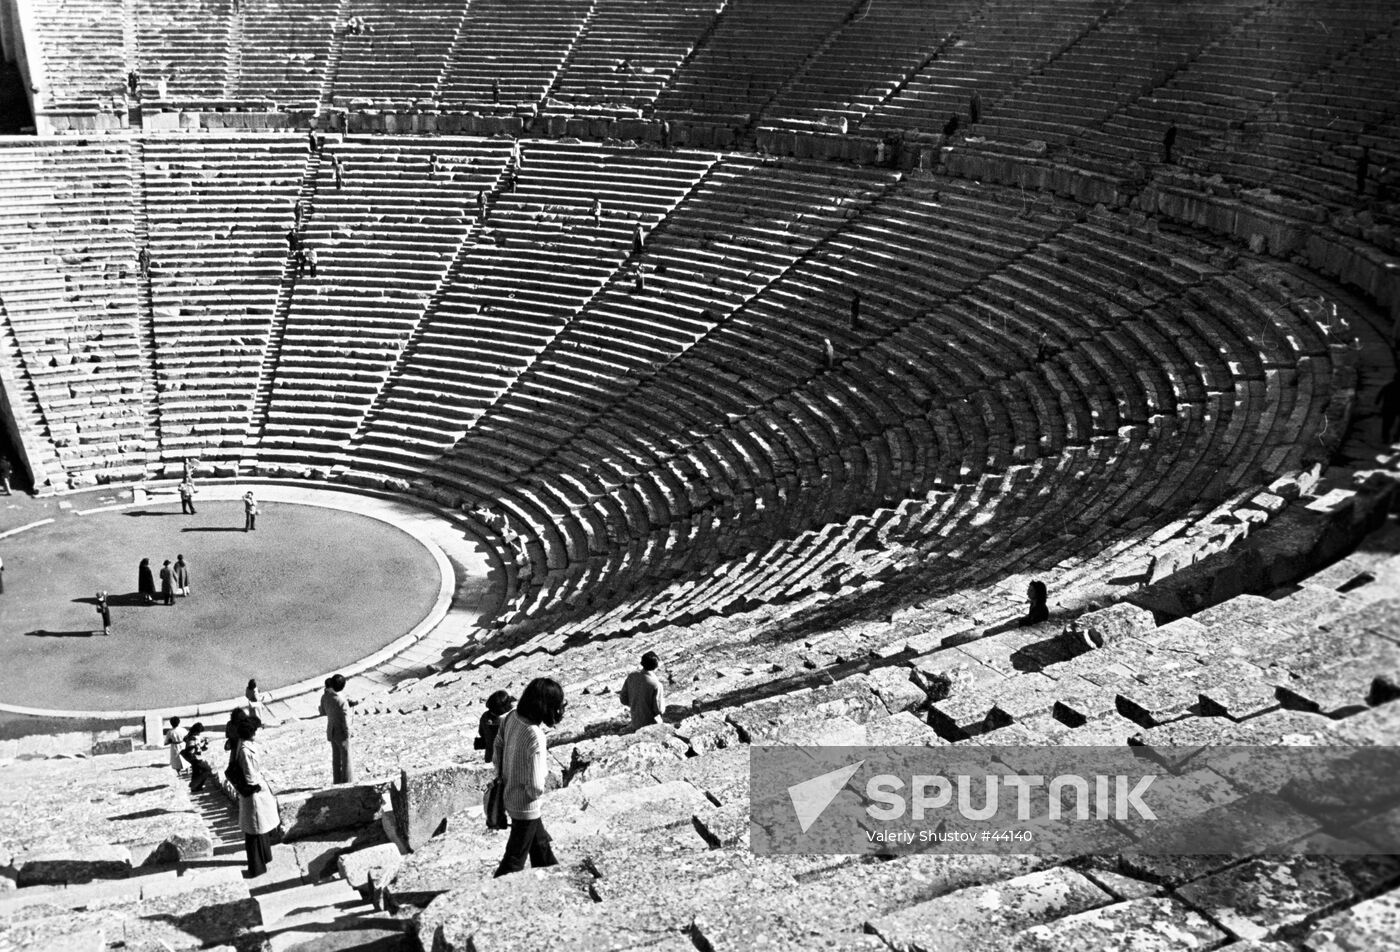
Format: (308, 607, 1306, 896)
(14, 845, 132, 888)
(864, 664, 929, 714)
(1177, 856, 1359, 941)
(674, 709, 740, 755)
(1123, 793, 1321, 886)
(1301, 884, 1400, 952)
(910, 653, 1005, 703)
(648, 745, 751, 805)
(1014, 897, 1227, 951)
(290, 827, 387, 883)
(392, 762, 494, 852)
(278, 783, 385, 841)
(338, 842, 404, 892)
(416, 866, 597, 952)
(692, 800, 748, 849)
(863, 711, 951, 746)
(866, 867, 1111, 952)
(568, 724, 690, 783)
(1076, 602, 1157, 649)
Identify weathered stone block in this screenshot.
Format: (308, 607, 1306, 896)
(278, 784, 383, 841)
(338, 842, 404, 891)
(393, 763, 494, 852)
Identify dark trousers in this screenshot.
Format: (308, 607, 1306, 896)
(189, 761, 213, 791)
(181, 497, 196, 514)
(331, 739, 352, 784)
(163, 588, 174, 606)
(244, 832, 272, 876)
(245, 512, 256, 531)
(494, 817, 557, 877)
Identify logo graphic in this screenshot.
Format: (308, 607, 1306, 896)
(788, 760, 864, 833)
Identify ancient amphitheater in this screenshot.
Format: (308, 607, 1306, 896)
(1, 0, 1399, 949)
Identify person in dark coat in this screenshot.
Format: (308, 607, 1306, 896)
(96, 590, 111, 634)
(1162, 124, 1178, 165)
(1356, 146, 1371, 197)
(138, 558, 156, 603)
(942, 114, 960, 138)
(1018, 580, 1049, 626)
(476, 690, 516, 763)
(969, 90, 981, 125)
(850, 291, 861, 331)
(159, 560, 175, 605)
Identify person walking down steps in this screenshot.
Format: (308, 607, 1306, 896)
(493, 677, 566, 877)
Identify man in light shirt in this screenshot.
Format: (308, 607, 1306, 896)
(619, 651, 665, 730)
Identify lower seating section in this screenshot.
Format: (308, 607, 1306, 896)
(653, 0, 859, 121)
(258, 136, 512, 466)
(134, 0, 234, 101)
(0, 140, 146, 483)
(862, 0, 1118, 134)
(433, 155, 899, 496)
(26, 0, 127, 110)
(436, 0, 595, 112)
(143, 134, 304, 465)
(231, 0, 340, 104)
(353, 142, 717, 473)
(544, 0, 719, 115)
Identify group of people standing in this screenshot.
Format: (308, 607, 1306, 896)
(137, 555, 191, 605)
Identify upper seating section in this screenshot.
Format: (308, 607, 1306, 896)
(436, 0, 595, 112)
(764, 0, 983, 127)
(332, 0, 461, 107)
(862, 0, 1119, 134)
(24, 0, 127, 110)
(653, 0, 859, 122)
(543, 0, 717, 116)
(231, 0, 340, 105)
(133, 0, 233, 102)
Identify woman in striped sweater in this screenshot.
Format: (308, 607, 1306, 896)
(492, 677, 566, 877)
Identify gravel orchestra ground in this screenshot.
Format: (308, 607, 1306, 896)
(0, 498, 443, 712)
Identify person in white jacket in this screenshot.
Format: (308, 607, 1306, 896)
(234, 717, 280, 878)
(492, 677, 566, 877)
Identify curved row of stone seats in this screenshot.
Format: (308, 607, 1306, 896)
(331, 0, 461, 107)
(542, 0, 720, 116)
(652, 0, 858, 122)
(143, 134, 304, 466)
(967, 0, 1254, 151)
(133, 0, 234, 102)
(0, 746, 214, 892)
(1177, 29, 1400, 228)
(230, 0, 340, 104)
(763, 0, 982, 128)
(435, 0, 594, 112)
(351, 143, 718, 473)
(24, 0, 127, 111)
(257, 137, 513, 465)
(1060, 0, 1400, 180)
(0, 140, 147, 483)
(429, 185, 1353, 634)
(861, 0, 1118, 135)
(434, 156, 899, 493)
